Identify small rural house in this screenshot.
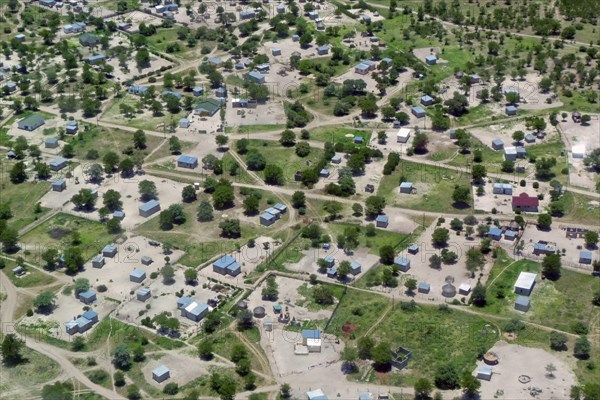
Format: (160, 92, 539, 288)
(18, 114, 45, 131)
(45, 137, 59, 149)
(420, 95, 434, 106)
(91, 255, 105, 268)
(152, 365, 170, 383)
(49, 157, 67, 171)
(177, 155, 198, 169)
(350, 261, 361, 275)
(514, 295, 531, 312)
(512, 193, 539, 212)
(425, 54, 437, 65)
(302, 330, 322, 352)
(476, 366, 493, 381)
(418, 282, 430, 294)
(137, 287, 151, 302)
(493, 183, 512, 195)
(514, 272, 536, 296)
(579, 251, 593, 264)
(399, 182, 413, 193)
(411, 106, 426, 118)
(102, 244, 118, 257)
(505, 105, 518, 116)
(212, 255, 241, 276)
(376, 215, 389, 228)
(51, 178, 66, 192)
(397, 128, 410, 143)
(130, 268, 146, 283)
(394, 256, 410, 272)
(491, 139, 504, 150)
(139, 200, 161, 217)
(78, 289, 97, 304)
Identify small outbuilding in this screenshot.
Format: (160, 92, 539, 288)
(272, 48, 282, 56)
(326, 267, 337, 278)
(317, 45, 329, 55)
(411, 106, 426, 118)
(350, 261, 361, 275)
(572, 145, 586, 159)
(459, 283, 471, 295)
(514, 272, 536, 296)
(130, 268, 146, 283)
(394, 256, 410, 272)
(306, 389, 328, 400)
(399, 182, 413, 193)
(408, 243, 419, 254)
(420, 95, 434, 106)
(45, 137, 60, 149)
(425, 54, 437, 65)
(320, 168, 330, 178)
(113, 211, 125, 220)
(91, 255, 105, 268)
(12, 266, 25, 276)
(137, 287, 151, 301)
(141, 256, 153, 266)
(302, 330, 322, 352)
(493, 183, 512, 195)
(260, 211, 277, 226)
(476, 366, 493, 381)
(505, 105, 518, 116)
(152, 365, 170, 383)
(514, 295, 530, 312)
(323, 256, 335, 267)
(376, 215, 389, 228)
(397, 128, 410, 143)
(49, 157, 68, 171)
(139, 200, 161, 217)
(579, 251, 593, 264)
(418, 282, 430, 293)
(52, 178, 66, 192)
(102, 244, 118, 257)
(78, 289, 97, 304)
(488, 227, 503, 241)
(491, 139, 504, 150)
(177, 155, 198, 169)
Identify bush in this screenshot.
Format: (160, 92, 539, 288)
(504, 318, 525, 333)
(97, 284, 108, 293)
(163, 382, 179, 395)
(549, 331, 568, 351)
(520, 179, 526, 187)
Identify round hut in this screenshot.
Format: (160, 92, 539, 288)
(253, 306, 266, 318)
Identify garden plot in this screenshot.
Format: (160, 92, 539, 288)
(518, 224, 599, 268)
(472, 181, 552, 214)
(198, 236, 282, 282)
(476, 341, 576, 400)
(558, 115, 600, 191)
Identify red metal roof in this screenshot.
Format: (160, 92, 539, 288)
(512, 193, 539, 207)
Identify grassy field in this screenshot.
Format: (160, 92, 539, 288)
(19, 213, 120, 265)
(377, 160, 473, 213)
(0, 178, 51, 232)
(68, 125, 165, 162)
(240, 139, 325, 185)
(481, 250, 600, 334)
(143, 137, 194, 164)
(308, 126, 373, 145)
(526, 140, 569, 184)
(296, 282, 346, 312)
(560, 191, 600, 225)
(101, 95, 189, 132)
(227, 124, 286, 134)
(134, 189, 277, 268)
(0, 345, 61, 394)
(328, 223, 412, 256)
(2, 258, 57, 288)
(448, 135, 505, 171)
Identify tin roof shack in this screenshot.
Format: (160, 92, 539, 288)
(476, 365, 493, 381)
(152, 365, 170, 383)
(514, 295, 531, 312)
(411, 106, 426, 118)
(420, 95, 434, 106)
(78, 289, 97, 304)
(130, 268, 146, 283)
(376, 215, 389, 228)
(137, 287, 151, 301)
(350, 261, 361, 275)
(505, 105, 518, 116)
(49, 157, 68, 171)
(52, 178, 66, 192)
(514, 272, 536, 296)
(399, 181, 414, 193)
(306, 389, 328, 400)
(212, 255, 241, 276)
(492, 139, 504, 150)
(579, 251, 593, 264)
(102, 244, 118, 257)
(425, 54, 437, 65)
(91, 255, 105, 268)
(177, 155, 198, 169)
(302, 329, 322, 352)
(394, 256, 410, 272)
(418, 282, 430, 293)
(397, 128, 410, 143)
(45, 137, 60, 149)
(493, 183, 513, 195)
(139, 200, 160, 217)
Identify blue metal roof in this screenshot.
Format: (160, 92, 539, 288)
(261, 211, 276, 220)
(177, 296, 193, 308)
(350, 261, 361, 270)
(331, 155, 342, 161)
(188, 302, 208, 316)
(92, 255, 104, 262)
(394, 256, 410, 266)
(130, 268, 145, 279)
(376, 215, 388, 223)
(113, 210, 124, 218)
(139, 199, 160, 212)
(408, 244, 419, 251)
(50, 157, 67, 166)
(317, 45, 328, 52)
(82, 310, 97, 320)
(580, 251, 593, 260)
(265, 207, 280, 215)
(411, 106, 425, 114)
(248, 70, 264, 80)
(46, 137, 59, 144)
(425, 54, 437, 60)
(76, 316, 91, 328)
(400, 182, 413, 188)
(515, 295, 530, 306)
(506, 105, 518, 111)
(302, 329, 321, 339)
(208, 57, 222, 64)
(161, 90, 181, 99)
(53, 178, 65, 185)
(504, 230, 516, 237)
(326, 267, 337, 275)
(153, 364, 170, 376)
(138, 287, 151, 296)
(102, 244, 117, 253)
(421, 95, 433, 102)
(488, 228, 503, 236)
(226, 262, 241, 273)
(355, 63, 370, 70)
(178, 155, 198, 164)
(79, 289, 96, 299)
(214, 255, 236, 268)
(324, 256, 335, 263)
(418, 282, 430, 290)
(273, 203, 287, 211)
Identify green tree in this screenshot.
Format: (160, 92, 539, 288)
(412, 132, 429, 152)
(371, 342, 392, 370)
(1, 334, 24, 365)
(9, 162, 27, 183)
(574, 336, 590, 359)
(365, 195, 386, 217)
(461, 373, 481, 398)
(184, 268, 198, 284)
(169, 136, 182, 153)
(199, 340, 214, 360)
(584, 231, 598, 248)
(379, 245, 395, 265)
(138, 180, 158, 201)
(219, 219, 241, 238)
(549, 331, 568, 351)
(279, 129, 296, 147)
(264, 164, 284, 185)
(434, 363, 460, 389)
(357, 336, 374, 359)
(542, 253, 561, 281)
(113, 344, 132, 370)
(313, 285, 334, 304)
(182, 185, 197, 203)
(102, 151, 120, 173)
(161, 265, 175, 283)
(212, 180, 235, 209)
(432, 228, 450, 247)
(340, 346, 358, 374)
(414, 378, 432, 400)
(197, 200, 214, 222)
(103, 190, 122, 211)
(292, 191, 306, 208)
(404, 278, 417, 294)
(133, 130, 146, 149)
(33, 291, 57, 313)
(471, 281, 486, 307)
(73, 278, 90, 295)
(452, 186, 471, 205)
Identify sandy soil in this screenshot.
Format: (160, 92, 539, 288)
(558, 115, 600, 191)
(476, 341, 576, 400)
(472, 181, 552, 214)
(519, 223, 599, 267)
(141, 351, 216, 387)
(470, 118, 559, 151)
(413, 47, 447, 64)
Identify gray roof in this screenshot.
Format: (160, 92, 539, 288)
(139, 199, 160, 212)
(130, 268, 145, 279)
(152, 364, 170, 377)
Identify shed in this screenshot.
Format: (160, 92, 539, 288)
(277, 4, 286, 13)
(397, 128, 410, 143)
(260, 211, 277, 226)
(504, 230, 516, 240)
(376, 214, 389, 228)
(514, 272, 536, 296)
(408, 243, 419, 254)
(49, 157, 67, 171)
(579, 251, 593, 264)
(326, 267, 337, 278)
(152, 365, 170, 383)
(177, 296, 193, 310)
(128, 85, 148, 96)
(161, 90, 181, 100)
(76, 316, 93, 333)
(141, 256, 153, 266)
(516, 147, 527, 158)
(354, 136, 364, 144)
(15, 33, 26, 42)
(102, 244, 118, 257)
(292, 34, 300, 42)
(139, 200, 161, 217)
(418, 282, 430, 294)
(302, 330, 322, 352)
(65, 120, 78, 134)
(130, 268, 146, 283)
(215, 87, 227, 98)
(323, 256, 335, 267)
(524, 134, 536, 143)
(331, 155, 342, 164)
(247, 70, 265, 84)
(572, 144, 586, 159)
(87, 54, 106, 64)
(488, 227, 503, 241)
(112, 210, 125, 220)
(320, 168, 330, 178)
(394, 256, 410, 272)
(425, 54, 437, 65)
(18, 114, 45, 131)
(273, 203, 287, 213)
(420, 95, 434, 106)
(4, 81, 17, 92)
(493, 183, 512, 195)
(411, 106, 426, 118)
(317, 45, 329, 55)
(213, 255, 236, 274)
(307, 389, 328, 400)
(52, 178, 66, 192)
(192, 87, 204, 97)
(82, 310, 98, 324)
(65, 320, 79, 335)
(504, 146, 517, 160)
(177, 155, 198, 169)
(491, 139, 504, 150)
(470, 74, 481, 83)
(273, 304, 282, 313)
(179, 118, 190, 129)
(240, 9, 256, 19)
(272, 48, 282, 56)
(505, 105, 518, 116)
(350, 261, 361, 275)
(253, 306, 266, 318)
(137, 287, 151, 301)
(476, 365, 493, 381)
(78, 289, 97, 304)
(91, 255, 105, 268)
(514, 295, 530, 312)
(45, 137, 59, 149)
(399, 182, 413, 193)
(459, 283, 471, 295)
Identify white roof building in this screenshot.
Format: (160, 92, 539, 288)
(396, 128, 411, 143)
(514, 272, 536, 295)
(572, 144, 586, 158)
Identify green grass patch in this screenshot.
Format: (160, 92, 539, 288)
(0, 179, 51, 232)
(295, 282, 345, 311)
(228, 124, 287, 134)
(19, 213, 120, 265)
(85, 369, 111, 388)
(377, 159, 473, 213)
(0, 345, 61, 393)
(2, 259, 56, 288)
(560, 191, 600, 224)
(328, 222, 412, 255)
(309, 126, 372, 145)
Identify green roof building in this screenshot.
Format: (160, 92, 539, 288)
(79, 33, 100, 47)
(18, 114, 45, 131)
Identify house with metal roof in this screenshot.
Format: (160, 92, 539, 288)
(177, 155, 198, 169)
(399, 181, 413, 193)
(306, 389, 328, 400)
(355, 63, 371, 75)
(411, 106, 426, 118)
(354, 136, 364, 144)
(418, 282, 430, 294)
(397, 128, 410, 143)
(65, 120, 78, 134)
(152, 365, 170, 383)
(514, 295, 530, 312)
(493, 183, 512, 195)
(87, 54, 106, 64)
(102, 244, 118, 257)
(350, 261, 361, 275)
(130, 268, 146, 283)
(137, 287, 151, 302)
(141, 256, 153, 265)
(139, 200, 160, 217)
(504, 230, 517, 240)
(83, 310, 98, 324)
(272, 48, 282, 56)
(161, 90, 181, 99)
(91, 255, 105, 268)
(78, 289, 97, 304)
(12, 266, 25, 276)
(240, 9, 256, 19)
(213, 255, 237, 274)
(52, 178, 66, 192)
(579, 251, 593, 264)
(491, 139, 504, 150)
(177, 296, 194, 310)
(192, 86, 204, 96)
(376, 214, 389, 228)
(4, 81, 17, 92)
(127, 85, 148, 96)
(476, 365, 493, 381)
(533, 242, 556, 255)
(420, 95, 434, 106)
(113, 210, 125, 220)
(524, 134, 536, 143)
(207, 57, 223, 66)
(317, 46, 329, 55)
(277, 3, 286, 13)
(194, 98, 221, 116)
(320, 168, 330, 178)
(425, 54, 437, 65)
(49, 157, 67, 171)
(331, 155, 342, 164)
(302, 330, 322, 352)
(247, 70, 266, 84)
(184, 301, 209, 322)
(514, 272, 536, 296)
(260, 211, 277, 226)
(323, 256, 335, 267)
(408, 244, 419, 254)
(504, 146, 517, 160)
(394, 256, 410, 272)
(45, 137, 60, 149)
(18, 114, 45, 131)
(215, 87, 227, 98)
(512, 193, 539, 212)
(273, 203, 287, 213)
(15, 33, 26, 42)
(505, 105, 518, 115)
(487, 228, 503, 241)
(292, 34, 300, 42)
(326, 267, 337, 278)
